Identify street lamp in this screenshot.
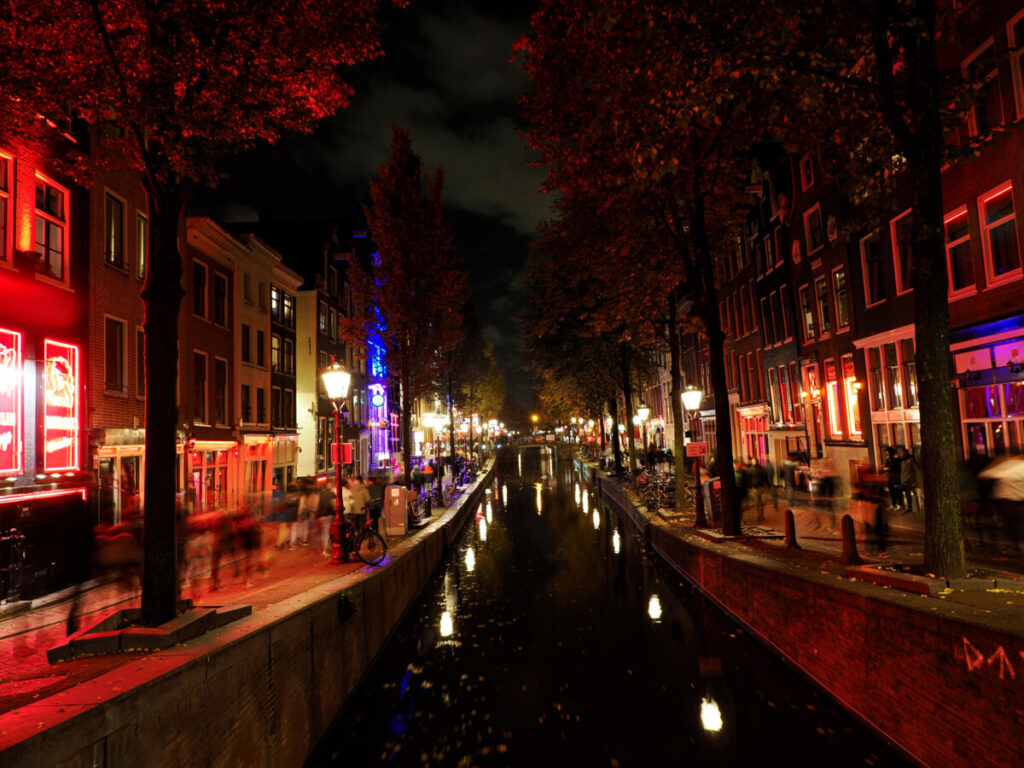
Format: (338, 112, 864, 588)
(637, 402, 650, 455)
(681, 386, 708, 528)
(322, 359, 351, 564)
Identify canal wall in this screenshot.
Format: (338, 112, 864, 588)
(588, 461, 1024, 768)
(1, 468, 494, 768)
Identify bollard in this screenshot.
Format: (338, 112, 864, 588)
(840, 513, 863, 565)
(784, 509, 801, 550)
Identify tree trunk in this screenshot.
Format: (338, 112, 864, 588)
(692, 180, 741, 535)
(140, 178, 185, 627)
(401, 359, 413, 490)
(609, 397, 623, 473)
(902, 5, 965, 577)
(447, 374, 456, 474)
(667, 290, 688, 513)
(620, 343, 637, 474)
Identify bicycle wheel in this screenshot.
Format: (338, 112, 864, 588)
(354, 529, 388, 566)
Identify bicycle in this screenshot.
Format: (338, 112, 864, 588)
(340, 509, 388, 566)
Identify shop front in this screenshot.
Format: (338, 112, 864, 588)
(186, 440, 238, 514)
(241, 434, 272, 515)
(271, 433, 298, 500)
(94, 429, 145, 525)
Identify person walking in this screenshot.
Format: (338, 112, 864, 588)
(366, 476, 385, 532)
(293, 479, 317, 549)
(899, 446, 919, 515)
(884, 447, 903, 512)
(316, 480, 336, 557)
(747, 460, 768, 523)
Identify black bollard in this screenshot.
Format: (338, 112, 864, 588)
(784, 509, 801, 550)
(840, 513, 863, 565)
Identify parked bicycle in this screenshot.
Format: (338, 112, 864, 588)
(636, 469, 676, 512)
(340, 508, 388, 566)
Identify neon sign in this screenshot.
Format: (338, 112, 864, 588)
(43, 339, 79, 471)
(0, 328, 23, 476)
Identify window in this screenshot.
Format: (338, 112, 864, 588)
(963, 40, 1002, 137)
(804, 204, 825, 255)
(0, 154, 10, 262)
(748, 281, 758, 330)
(773, 226, 784, 268)
(104, 193, 124, 267)
(271, 334, 281, 371)
(739, 284, 750, 334)
(860, 231, 885, 306)
(104, 317, 126, 392)
(842, 355, 862, 437)
(769, 291, 783, 345)
(214, 273, 228, 326)
(779, 285, 793, 340)
(272, 386, 282, 427)
(868, 348, 885, 411)
(815, 277, 832, 335)
(328, 266, 338, 295)
(270, 286, 280, 320)
(318, 301, 328, 335)
(214, 358, 227, 425)
(241, 384, 251, 422)
(284, 338, 294, 374)
(747, 353, 758, 401)
(136, 215, 148, 280)
(779, 365, 793, 422)
(1009, 10, 1024, 118)
(799, 154, 814, 191)
(193, 352, 207, 423)
(768, 367, 780, 420)
(832, 268, 850, 329)
(136, 328, 145, 398)
(791, 239, 801, 265)
(256, 387, 266, 423)
(883, 342, 902, 410)
(243, 272, 252, 304)
(258, 281, 267, 310)
(799, 285, 816, 341)
(790, 362, 802, 422)
(944, 207, 975, 295)
(979, 182, 1021, 284)
(256, 329, 265, 367)
(284, 389, 295, 428)
(329, 308, 337, 340)
(900, 338, 918, 409)
(35, 176, 67, 281)
(824, 360, 843, 438)
(193, 262, 207, 317)
(760, 297, 774, 345)
(890, 210, 914, 295)
(283, 293, 295, 328)
(241, 324, 251, 363)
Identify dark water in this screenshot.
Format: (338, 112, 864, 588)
(310, 450, 908, 767)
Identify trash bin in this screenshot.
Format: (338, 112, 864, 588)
(385, 485, 408, 537)
(703, 479, 723, 527)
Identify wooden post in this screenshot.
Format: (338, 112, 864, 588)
(784, 509, 801, 550)
(840, 514, 863, 565)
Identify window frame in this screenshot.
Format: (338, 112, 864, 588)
(213, 356, 228, 426)
(213, 271, 228, 327)
(943, 205, 976, 298)
(978, 180, 1022, 287)
(799, 153, 815, 191)
(804, 203, 825, 257)
(241, 383, 251, 423)
(271, 333, 282, 372)
(890, 209, 914, 296)
(961, 37, 1002, 138)
(103, 190, 126, 269)
(256, 329, 265, 368)
(832, 266, 851, 331)
(104, 315, 127, 394)
(799, 284, 816, 343)
(0, 151, 11, 265)
(34, 173, 69, 285)
(136, 214, 148, 281)
(240, 323, 251, 364)
(192, 261, 208, 318)
(815, 276, 833, 336)
(193, 350, 208, 424)
(859, 230, 886, 307)
(1009, 9, 1024, 120)
(136, 326, 145, 399)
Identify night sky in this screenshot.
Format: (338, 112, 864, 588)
(198, 0, 547, 408)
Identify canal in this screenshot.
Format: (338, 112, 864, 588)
(310, 449, 908, 766)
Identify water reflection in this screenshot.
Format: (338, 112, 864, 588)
(312, 450, 907, 768)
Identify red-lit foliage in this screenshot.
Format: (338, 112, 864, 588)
(0, 0, 400, 623)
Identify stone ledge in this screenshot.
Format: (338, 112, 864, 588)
(844, 565, 947, 595)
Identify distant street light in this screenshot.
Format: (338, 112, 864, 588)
(637, 402, 650, 454)
(682, 386, 707, 528)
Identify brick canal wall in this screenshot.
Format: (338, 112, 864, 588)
(592, 466, 1024, 768)
(2, 469, 493, 768)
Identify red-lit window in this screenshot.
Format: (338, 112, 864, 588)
(979, 181, 1021, 286)
(35, 175, 68, 283)
(824, 359, 843, 438)
(890, 210, 914, 295)
(0, 153, 11, 264)
(779, 365, 793, 422)
(0, 328, 24, 475)
(43, 339, 79, 471)
(944, 206, 975, 296)
(843, 355, 862, 437)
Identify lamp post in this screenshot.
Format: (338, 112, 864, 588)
(682, 386, 708, 528)
(322, 359, 351, 564)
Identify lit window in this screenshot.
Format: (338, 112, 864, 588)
(318, 301, 327, 335)
(944, 207, 975, 295)
(824, 360, 843, 438)
(270, 286, 280, 319)
(104, 193, 124, 268)
(35, 176, 67, 282)
(842, 355, 861, 436)
(884, 342, 902, 410)
(804, 204, 825, 255)
(283, 293, 295, 328)
(890, 210, 914, 295)
(900, 339, 918, 409)
(271, 334, 281, 371)
(979, 182, 1021, 285)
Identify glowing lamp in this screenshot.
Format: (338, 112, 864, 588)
(637, 404, 650, 421)
(681, 387, 703, 412)
(321, 361, 351, 401)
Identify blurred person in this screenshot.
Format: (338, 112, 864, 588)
(980, 455, 1024, 556)
(899, 446, 919, 515)
(884, 446, 903, 512)
(366, 476, 385, 532)
(316, 480, 336, 557)
(293, 478, 317, 549)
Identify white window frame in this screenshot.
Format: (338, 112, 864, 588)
(803, 203, 825, 257)
(943, 205, 976, 299)
(890, 209, 914, 296)
(978, 180, 1022, 287)
(104, 314, 128, 394)
(34, 172, 70, 285)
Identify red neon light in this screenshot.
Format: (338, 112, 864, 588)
(0, 487, 86, 506)
(43, 339, 79, 471)
(0, 328, 23, 476)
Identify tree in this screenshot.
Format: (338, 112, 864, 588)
(0, 0, 397, 624)
(347, 125, 467, 489)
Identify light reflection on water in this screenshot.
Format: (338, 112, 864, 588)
(310, 450, 908, 768)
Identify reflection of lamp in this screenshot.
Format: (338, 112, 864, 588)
(321, 359, 351, 564)
(682, 386, 707, 528)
